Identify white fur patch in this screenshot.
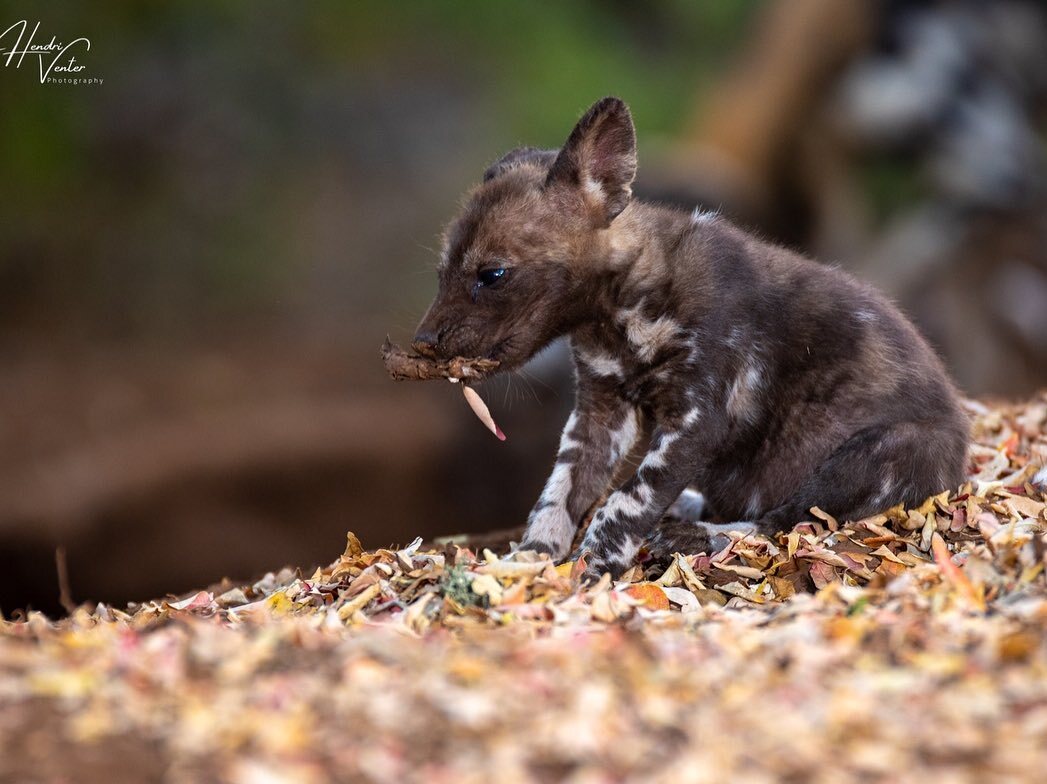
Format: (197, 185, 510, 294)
(558, 411, 581, 453)
(608, 408, 640, 466)
(539, 461, 573, 506)
(526, 506, 575, 558)
(726, 360, 764, 423)
(525, 457, 577, 557)
(682, 406, 703, 429)
(686, 342, 703, 367)
(579, 529, 642, 567)
(695, 521, 757, 551)
(724, 326, 744, 350)
(576, 349, 624, 379)
(744, 491, 762, 518)
(582, 175, 604, 201)
(873, 473, 896, 509)
(668, 489, 706, 521)
(613, 534, 643, 564)
(616, 302, 681, 363)
(597, 485, 654, 523)
(691, 206, 720, 224)
(640, 432, 681, 471)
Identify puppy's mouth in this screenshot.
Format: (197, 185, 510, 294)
(411, 341, 439, 359)
(485, 336, 512, 362)
(484, 335, 527, 372)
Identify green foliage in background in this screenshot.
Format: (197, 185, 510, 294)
(0, 2, 758, 337)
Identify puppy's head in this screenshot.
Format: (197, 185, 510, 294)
(412, 97, 637, 369)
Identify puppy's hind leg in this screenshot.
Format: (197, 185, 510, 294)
(645, 419, 968, 559)
(758, 419, 968, 531)
(643, 518, 759, 559)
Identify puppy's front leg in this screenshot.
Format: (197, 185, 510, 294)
(518, 378, 639, 560)
(578, 414, 713, 579)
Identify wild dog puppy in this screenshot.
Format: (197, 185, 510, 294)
(412, 97, 969, 579)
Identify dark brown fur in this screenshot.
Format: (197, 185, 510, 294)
(412, 97, 969, 578)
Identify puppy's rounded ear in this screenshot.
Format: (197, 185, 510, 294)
(546, 97, 637, 227)
(483, 147, 558, 182)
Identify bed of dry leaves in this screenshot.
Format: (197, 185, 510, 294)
(2, 395, 1047, 783)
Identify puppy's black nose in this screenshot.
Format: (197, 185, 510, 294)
(411, 329, 440, 356)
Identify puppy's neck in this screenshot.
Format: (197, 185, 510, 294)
(576, 201, 692, 325)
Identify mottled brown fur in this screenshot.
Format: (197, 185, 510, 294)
(412, 97, 969, 579)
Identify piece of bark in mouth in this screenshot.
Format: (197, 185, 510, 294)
(382, 338, 508, 441)
(381, 338, 500, 382)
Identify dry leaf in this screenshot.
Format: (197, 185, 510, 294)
(6, 393, 1047, 782)
(461, 385, 506, 441)
(624, 584, 670, 611)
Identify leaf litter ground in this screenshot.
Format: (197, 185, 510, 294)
(2, 396, 1047, 783)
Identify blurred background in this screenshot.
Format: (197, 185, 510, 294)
(1, 0, 1045, 614)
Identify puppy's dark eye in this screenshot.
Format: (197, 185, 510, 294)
(477, 267, 508, 287)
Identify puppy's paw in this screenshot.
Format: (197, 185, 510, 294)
(644, 519, 713, 560)
(572, 549, 629, 584)
(519, 505, 576, 559)
(644, 520, 757, 559)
